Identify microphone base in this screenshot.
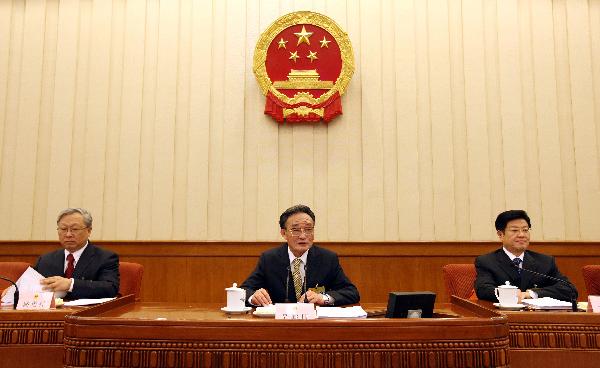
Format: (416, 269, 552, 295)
(571, 300, 579, 312)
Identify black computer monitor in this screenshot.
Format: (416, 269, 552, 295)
(385, 291, 436, 318)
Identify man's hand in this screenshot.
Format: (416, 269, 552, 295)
(40, 276, 71, 292)
(250, 288, 272, 306)
(518, 290, 531, 303)
(301, 290, 325, 305)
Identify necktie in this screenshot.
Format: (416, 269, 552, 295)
(292, 258, 303, 301)
(65, 253, 75, 279)
(512, 258, 522, 275)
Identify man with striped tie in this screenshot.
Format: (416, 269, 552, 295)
(241, 204, 359, 307)
(474, 210, 575, 303)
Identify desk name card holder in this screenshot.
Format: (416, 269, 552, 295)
(588, 295, 600, 313)
(16, 290, 54, 310)
(275, 303, 317, 320)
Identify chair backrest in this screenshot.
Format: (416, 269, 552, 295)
(0, 261, 30, 289)
(118, 262, 144, 301)
(442, 264, 477, 300)
(582, 265, 600, 296)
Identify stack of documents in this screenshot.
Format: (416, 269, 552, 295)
(63, 298, 115, 306)
(317, 306, 367, 318)
(1, 267, 46, 305)
(522, 297, 572, 310)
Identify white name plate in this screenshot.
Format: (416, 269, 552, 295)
(275, 303, 317, 320)
(16, 290, 54, 310)
(588, 295, 600, 313)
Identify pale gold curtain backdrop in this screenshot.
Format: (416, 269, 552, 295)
(0, 0, 599, 241)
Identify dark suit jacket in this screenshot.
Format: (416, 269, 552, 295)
(34, 243, 120, 299)
(240, 244, 360, 306)
(475, 248, 576, 302)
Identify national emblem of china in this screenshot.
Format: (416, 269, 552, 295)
(253, 11, 354, 123)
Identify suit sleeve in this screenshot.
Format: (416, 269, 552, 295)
(531, 257, 578, 301)
(325, 255, 360, 306)
(70, 251, 120, 299)
(240, 254, 267, 305)
(33, 256, 42, 272)
(474, 256, 500, 302)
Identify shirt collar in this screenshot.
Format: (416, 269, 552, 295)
(503, 247, 524, 262)
(64, 241, 89, 265)
(287, 246, 309, 265)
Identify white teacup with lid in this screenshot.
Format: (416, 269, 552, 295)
(495, 281, 519, 305)
(225, 283, 246, 311)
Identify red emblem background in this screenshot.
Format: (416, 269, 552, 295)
(254, 12, 354, 123)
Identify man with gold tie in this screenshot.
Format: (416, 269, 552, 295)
(241, 204, 359, 306)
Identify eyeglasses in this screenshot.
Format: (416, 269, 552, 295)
(287, 227, 314, 237)
(57, 226, 88, 235)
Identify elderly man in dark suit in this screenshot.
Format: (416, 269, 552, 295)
(34, 208, 119, 299)
(475, 210, 576, 303)
(241, 204, 359, 306)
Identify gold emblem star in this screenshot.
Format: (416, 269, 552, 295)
(294, 26, 313, 46)
(320, 37, 331, 48)
(307, 50, 318, 62)
(278, 38, 288, 49)
(289, 51, 299, 62)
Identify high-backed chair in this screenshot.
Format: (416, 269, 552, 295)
(0, 261, 30, 289)
(118, 262, 144, 301)
(442, 264, 477, 300)
(582, 265, 600, 296)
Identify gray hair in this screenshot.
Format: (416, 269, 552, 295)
(56, 208, 93, 228)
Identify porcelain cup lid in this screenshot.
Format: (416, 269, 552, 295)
(497, 281, 518, 289)
(226, 282, 244, 291)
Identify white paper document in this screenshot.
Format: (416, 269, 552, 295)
(63, 298, 116, 306)
(317, 306, 367, 318)
(522, 297, 572, 310)
(1, 266, 45, 305)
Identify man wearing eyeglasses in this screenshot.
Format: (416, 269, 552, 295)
(474, 210, 576, 302)
(241, 204, 359, 306)
(34, 208, 119, 299)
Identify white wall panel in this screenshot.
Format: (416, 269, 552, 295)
(11, 0, 45, 238)
(137, 0, 160, 239)
(0, 0, 599, 242)
(394, 0, 420, 241)
(101, 0, 125, 240)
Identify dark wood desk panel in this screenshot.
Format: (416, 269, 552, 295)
(475, 300, 600, 367)
(2, 241, 599, 304)
(63, 296, 510, 368)
(0, 306, 81, 368)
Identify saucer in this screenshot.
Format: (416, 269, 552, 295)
(221, 306, 252, 314)
(493, 303, 525, 311)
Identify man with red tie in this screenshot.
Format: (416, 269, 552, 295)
(35, 208, 119, 299)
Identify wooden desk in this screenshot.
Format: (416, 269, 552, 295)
(475, 300, 600, 367)
(0, 305, 80, 368)
(63, 296, 510, 368)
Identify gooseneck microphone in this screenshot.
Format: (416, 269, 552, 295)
(284, 265, 291, 303)
(0, 276, 19, 309)
(513, 263, 578, 312)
